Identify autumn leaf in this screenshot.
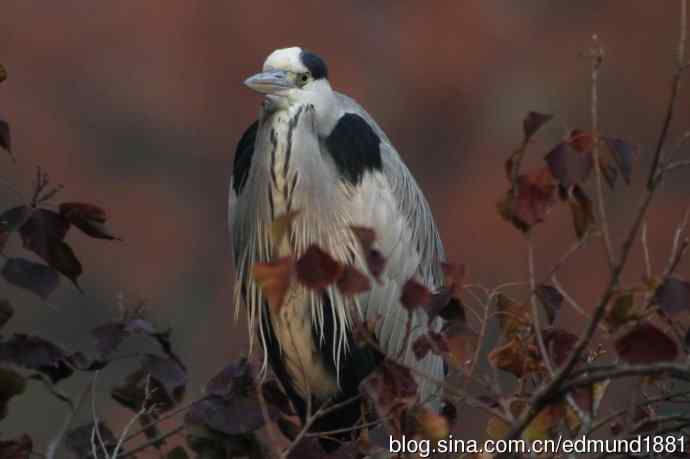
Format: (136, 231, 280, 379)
(336, 265, 371, 297)
(602, 137, 634, 184)
(615, 322, 678, 364)
(0, 64, 6, 83)
(442, 322, 477, 368)
(406, 405, 449, 441)
(59, 202, 119, 240)
(652, 277, 690, 315)
(2, 257, 60, 299)
(253, 257, 294, 313)
(523, 112, 553, 142)
(488, 336, 541, 377)
(296, 244, 344, 291)
(498, 167, 557, 232)
(401, 278, 432, 310)
(350, 225, 376, 252)
(545, 141, 594, 188)
(496, 293, 530, 338)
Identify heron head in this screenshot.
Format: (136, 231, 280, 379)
(244, 47, 334, 112)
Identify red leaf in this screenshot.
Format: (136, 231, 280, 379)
(0, 120, 11, 156)
(401, 278, 431, 310)
(350, 226, 377, 251)
(59, 202, 119, 240)
(498, 167, 557, 231)
(296, 245, 344, 290)
(615, 323, 678, 365)
(336, 265, 371, 297)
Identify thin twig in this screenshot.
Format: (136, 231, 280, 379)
(45, 381, 92, 459)
(648, 0, 688, 188)
(115, 425, 184, 459)
(588, 34, 616, 269)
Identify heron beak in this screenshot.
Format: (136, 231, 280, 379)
(244, 70, 295, 95)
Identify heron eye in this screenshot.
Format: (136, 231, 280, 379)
(298, 72, 310, 86)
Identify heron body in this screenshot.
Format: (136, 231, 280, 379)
(229, 47, 446, 444)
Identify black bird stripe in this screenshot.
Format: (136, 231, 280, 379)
(324, 113, 383, 185)
(232, 121, 258, 195)
(284, 105, 304, 179)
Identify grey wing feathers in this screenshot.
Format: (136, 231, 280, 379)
(334, 92, 446, 407)
(334, 92, 445, 285)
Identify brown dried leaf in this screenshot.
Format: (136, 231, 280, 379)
(253, 257, 294, 313)
(443, 322, 477, 368)
(350, 225, 376, 252)
(496, 293, 530, 338)
(541, 328, 578, 367)
(296, 244, 344, 290)
(336, 265, 371, 297)
(498, 167, 557, 231)
(401, 278, 432, 310)
(488, 336, 541, 377)
(59, 202, 119, 240)
(615, 322, 678, 365)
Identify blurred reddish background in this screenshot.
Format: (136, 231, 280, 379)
(1, 0, 689, 451)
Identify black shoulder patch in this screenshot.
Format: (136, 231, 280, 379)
(324, 113, 382, 185)
(232, 121, 259, 194)
(300, 49, 328, 80)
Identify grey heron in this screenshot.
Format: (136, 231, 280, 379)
(229, 46, 446, 447)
